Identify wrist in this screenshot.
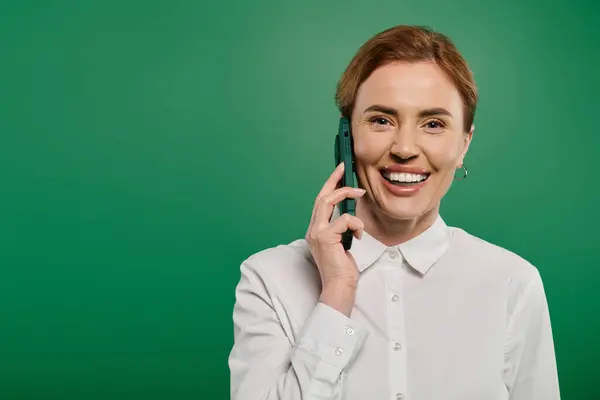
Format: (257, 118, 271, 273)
(320, 282, 358, 317)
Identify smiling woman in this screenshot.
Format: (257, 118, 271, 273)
(228, 25, 560, 400)
(350, 60, 472, 236)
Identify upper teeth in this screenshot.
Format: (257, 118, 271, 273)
(384, 172, 428, 183)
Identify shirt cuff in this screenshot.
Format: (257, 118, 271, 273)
(296, 302, 369, 372)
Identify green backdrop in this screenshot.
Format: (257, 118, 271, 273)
(1, 0, 598, 399)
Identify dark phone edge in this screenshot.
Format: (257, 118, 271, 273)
(337, 117, 355, 251)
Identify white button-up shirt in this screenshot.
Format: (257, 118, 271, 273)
(228, 214, 560, 400)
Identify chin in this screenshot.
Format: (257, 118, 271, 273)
(359, 169, 447, 222)
(370, 173, 444, 221)
(378, 198, 435, 221)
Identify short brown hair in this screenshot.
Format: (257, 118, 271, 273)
(335, 25, 478, 132)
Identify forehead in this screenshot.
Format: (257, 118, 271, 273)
(355, 61, 463, 115)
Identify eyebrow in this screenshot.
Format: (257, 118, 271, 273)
(363, 104, 453, 119)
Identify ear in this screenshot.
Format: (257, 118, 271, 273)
(457, 124, 474, 167)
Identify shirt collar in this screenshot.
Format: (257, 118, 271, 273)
(337, 207, 451, 275)
(348, 229, 388, 273)
(396, 214, 452, 275)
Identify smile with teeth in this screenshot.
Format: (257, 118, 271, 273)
(382, 171, 430, 185)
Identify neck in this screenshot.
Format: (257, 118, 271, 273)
(356, 197, 439, 247)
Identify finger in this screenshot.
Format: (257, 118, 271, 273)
(314, 186, 365, 226)
(328, 213, 364, 238)
(315, 162, 346, 201)
(308, 164, 345, 230)
(308, 213, 364, 246)
(309, 164, 351, 228)
(306, 185, 363, 241)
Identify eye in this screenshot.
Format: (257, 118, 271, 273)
(370, 116, 391, 128)
(423, 119, 446, 132)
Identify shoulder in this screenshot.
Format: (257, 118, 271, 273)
(447, 227, 550, 313)
(235, 238, 322, 301)
(241, 238, 314, 276)
(448, 226, 544, 288)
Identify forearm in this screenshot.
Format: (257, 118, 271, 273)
(231, 303, 368, 400)
(319, 282, 358, 318)
(230, 262, 367, 400)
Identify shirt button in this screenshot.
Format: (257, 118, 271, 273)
(346, 327, 355, 335)
(391, 294, 399, 302)
(393, 342, 402, 351)
(396, 393, 404, 399)
(389, 251, 397, 259)
(335, 347, 343, 356)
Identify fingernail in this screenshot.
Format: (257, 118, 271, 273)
(354, 188, 366, 194)
(338, 162, 345, 169)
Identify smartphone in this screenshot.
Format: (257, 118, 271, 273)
(334, 116, 356, 250)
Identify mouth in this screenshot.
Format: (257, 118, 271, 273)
(380, 170, 430, 186)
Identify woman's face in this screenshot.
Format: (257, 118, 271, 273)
(352, 61, 473, 221)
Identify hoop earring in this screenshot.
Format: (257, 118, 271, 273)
(454, 164, 468, 180)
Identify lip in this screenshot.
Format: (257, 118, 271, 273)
(380, 165, 431, 174)
(380, 170, 430, 197)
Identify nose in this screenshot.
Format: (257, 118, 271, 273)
(390, 126, 420, 160)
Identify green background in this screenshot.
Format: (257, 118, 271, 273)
(1, 0, 598, 399)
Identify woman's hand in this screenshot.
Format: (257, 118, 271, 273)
(305, 162, 366, 317)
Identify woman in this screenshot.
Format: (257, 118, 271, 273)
(228, 25, 560, 400)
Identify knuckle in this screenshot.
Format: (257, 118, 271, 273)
(314, 234, 326, 245)
(308, 227, 325, 243)
(320, 194, 334, 205)
(342, 214, 362, 228)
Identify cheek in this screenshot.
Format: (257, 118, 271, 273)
(425, 140, 464, 170)
(429, 153, 458, 170)
(353, 136, 389, 165)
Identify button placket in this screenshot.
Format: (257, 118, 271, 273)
(384, 266, 408, 400)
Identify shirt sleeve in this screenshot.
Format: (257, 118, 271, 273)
(228, 259, 369, 400)
(503, 267, 561, 399)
